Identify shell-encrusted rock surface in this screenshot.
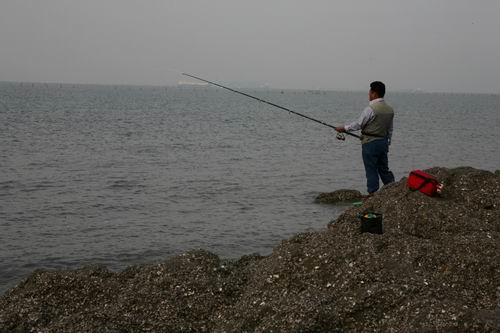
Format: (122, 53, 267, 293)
(314, 189, 364, 204)
(1, 167, 499, 332)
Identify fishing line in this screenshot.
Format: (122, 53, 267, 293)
(182, 73, 360, 140)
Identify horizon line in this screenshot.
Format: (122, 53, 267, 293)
(0, 80, 498, 96)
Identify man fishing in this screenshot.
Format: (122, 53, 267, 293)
(182, 73, 391, 195)
(335, 81, 395, 195)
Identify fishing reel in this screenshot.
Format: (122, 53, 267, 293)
(336, 132, 346, 141)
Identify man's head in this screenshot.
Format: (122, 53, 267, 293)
(369, 81, 385, 101)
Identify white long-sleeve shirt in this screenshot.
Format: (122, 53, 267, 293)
(344, 98, 393, 143)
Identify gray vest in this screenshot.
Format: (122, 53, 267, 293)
(361, 101, 394, 144)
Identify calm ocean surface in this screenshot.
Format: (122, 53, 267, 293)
(0, 82, 499, 294)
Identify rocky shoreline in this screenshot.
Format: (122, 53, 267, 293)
(1, 167, 499, 332)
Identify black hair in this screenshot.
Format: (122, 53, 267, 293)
(370, 81, 386, 98)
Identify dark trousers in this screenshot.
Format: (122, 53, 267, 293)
(362, 138, 395, 193)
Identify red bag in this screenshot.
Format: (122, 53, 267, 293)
(407, 170, 443, 196)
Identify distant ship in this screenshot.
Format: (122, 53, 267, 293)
(177, 81, 209, 87)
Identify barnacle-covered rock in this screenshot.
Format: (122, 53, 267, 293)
(1, 167, 499, 332)
(314, 189, 364, 204)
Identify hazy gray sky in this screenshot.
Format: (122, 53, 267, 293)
(1, 1, 499, 93)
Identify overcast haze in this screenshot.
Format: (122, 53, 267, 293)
(1, 1, 499, 93)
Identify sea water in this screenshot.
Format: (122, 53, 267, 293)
(0, 82, 499, 294)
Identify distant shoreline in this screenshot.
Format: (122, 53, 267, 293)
(1, 80, 498, 95)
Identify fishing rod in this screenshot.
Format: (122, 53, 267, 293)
(182, 73, 360, 140)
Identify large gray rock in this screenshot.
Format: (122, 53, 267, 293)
(314, 189, 364, 204)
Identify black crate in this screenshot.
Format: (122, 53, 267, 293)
(359, 212, 384, 234)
